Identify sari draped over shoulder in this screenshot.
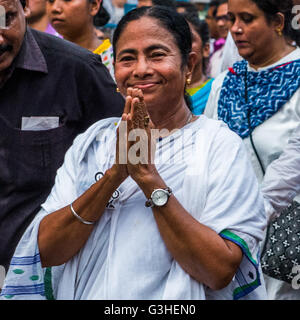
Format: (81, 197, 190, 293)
(1, 116, 267, 300)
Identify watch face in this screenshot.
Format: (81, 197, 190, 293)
(152, 189, 168, 206)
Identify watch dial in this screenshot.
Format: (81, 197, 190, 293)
(153, 190, 167, 206)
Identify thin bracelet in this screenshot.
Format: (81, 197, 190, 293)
(70, 203, 95, 225)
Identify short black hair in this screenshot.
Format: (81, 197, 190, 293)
(152, 0, 176, 8)
(93, 3, 110, 27)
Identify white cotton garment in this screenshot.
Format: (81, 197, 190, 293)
(1, 116, 267, 300)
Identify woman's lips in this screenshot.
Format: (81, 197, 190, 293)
(235, 41, 249, 48)
(131, 83, 159, 90)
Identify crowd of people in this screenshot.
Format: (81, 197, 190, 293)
(0, 0, 300, 301)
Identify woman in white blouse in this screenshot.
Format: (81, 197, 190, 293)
(204, 0, 300, 300)
(1, 6, 267, 300)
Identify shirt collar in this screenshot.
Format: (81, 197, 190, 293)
(14, 27, 48, 74)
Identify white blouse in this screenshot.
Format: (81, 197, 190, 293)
(204, 47, 300, 184)
(204, 48, 300, 300)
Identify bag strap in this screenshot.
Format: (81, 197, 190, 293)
(245, 69, 266, 176)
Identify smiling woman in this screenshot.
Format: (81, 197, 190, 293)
(1, 6, 267, 300)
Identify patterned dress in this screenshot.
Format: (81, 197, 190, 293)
(93, 39, 115, 81)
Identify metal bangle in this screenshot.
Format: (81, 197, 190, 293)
(70, 203, 95, 225)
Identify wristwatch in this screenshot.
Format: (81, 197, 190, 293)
(145, 187, 172, 208)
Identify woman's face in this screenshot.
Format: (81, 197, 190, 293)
(47, 0, 95, 38)
(228, 0, 281, 66)
(114, 16, 192, 111)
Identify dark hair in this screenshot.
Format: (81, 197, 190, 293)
(152, 0, 176, 8)
(250, 0, 297, 41)
(112, 6, 193, 109)
(209, 0, 219, 8)
(182, 12, 210, 75)
(93, 3, 110, 27)
(208, 1, 219, 18)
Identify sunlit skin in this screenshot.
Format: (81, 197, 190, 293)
(228, 0, 295, 69)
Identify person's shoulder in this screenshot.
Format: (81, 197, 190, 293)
(30, 28, 101, 67)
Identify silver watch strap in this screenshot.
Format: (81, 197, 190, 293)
(145, 187, 172, 208)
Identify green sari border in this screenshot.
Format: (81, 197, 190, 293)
(220, 229, 261, 300)
(44, 267, 55, 300)
(220, 229, 258, 266)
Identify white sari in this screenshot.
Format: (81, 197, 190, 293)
(1, 116, 267, 300)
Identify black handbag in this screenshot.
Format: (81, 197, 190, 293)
(260, 201, 300, 283)
(245, 70, 300, 284)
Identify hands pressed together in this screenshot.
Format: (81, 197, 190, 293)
(111, 88, 158, 186)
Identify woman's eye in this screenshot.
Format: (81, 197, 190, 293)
(241, 14, 254, 23)
(151, 52, 165, 59)
(119, 56, 134, 62)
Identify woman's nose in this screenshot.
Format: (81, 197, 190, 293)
(231, 20, 242, 34)
(133, 57, 152, 78)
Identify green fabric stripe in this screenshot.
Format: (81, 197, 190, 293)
(220, 229, 258, 265)
(44, 267, 55, 300)
(233, 276, 260, 298)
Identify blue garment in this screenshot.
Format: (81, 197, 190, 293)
(189, 78, 214, 115)
(218, 59, 300, 139)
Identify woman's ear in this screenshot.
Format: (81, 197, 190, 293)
(187, 51, 197, 75)
(273, 12, 285, 35)
(202, 42, 210, 59)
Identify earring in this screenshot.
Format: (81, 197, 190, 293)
(277, 28, 283, 37)
(186, 78, 191, 85)
(116, 87, 120, 93)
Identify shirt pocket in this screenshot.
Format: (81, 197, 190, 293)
(10, 124, 76, 191)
